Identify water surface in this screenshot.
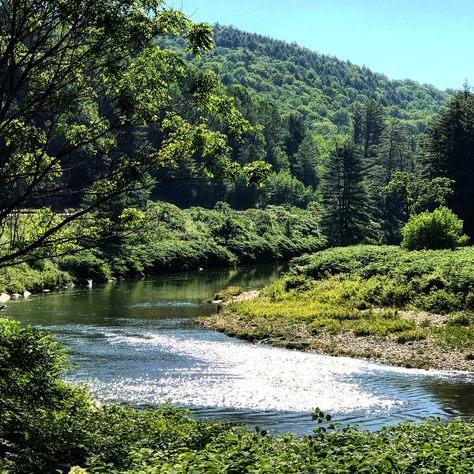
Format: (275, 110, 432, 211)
(5, 264, 474, 435)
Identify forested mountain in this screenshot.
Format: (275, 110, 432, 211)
(199, 25, 453, 135)
(157, 24, 456, 229)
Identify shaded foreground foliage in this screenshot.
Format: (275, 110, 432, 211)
(1, 318, 474, 473)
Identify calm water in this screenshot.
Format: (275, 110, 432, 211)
(4, 264, 474, 435)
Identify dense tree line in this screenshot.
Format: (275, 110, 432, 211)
(0, 8, 472, 265)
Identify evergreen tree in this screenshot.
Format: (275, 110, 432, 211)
(293, 134, 320, 187)
(284, 113, 306, 161)
(377, 118, 413, 183)
(373, 118, 415, 242)
(423, 90, 474, 236)
(362, 100, 385, 159)
(321, 140, 377, 245)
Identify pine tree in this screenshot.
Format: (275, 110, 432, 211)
(293, 134, 320, 187)
(362, 100, 385, 159)
(423, 90, 474, 236)
(321, 140, 377, 245)
(373, 118, 415, 242)
(284, 113, 306, 161)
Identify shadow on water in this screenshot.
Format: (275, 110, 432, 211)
(4, 263, 474, 435)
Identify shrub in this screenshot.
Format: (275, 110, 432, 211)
(393, 329, 427, 344)
(3, 320, 474, 473)
(59, 252, 111, 282)
(401, 207, 469, 250)
(447, 312, 474, 327)
(213, 286, 243, 301)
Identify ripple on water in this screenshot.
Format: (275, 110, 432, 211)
(71, 331, 404, 413)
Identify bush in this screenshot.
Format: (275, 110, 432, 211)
(401, 207, 469, 250)
(290, 245, 474, 313)
(59, 252, 111, 282)
(0, 261, 72, 293)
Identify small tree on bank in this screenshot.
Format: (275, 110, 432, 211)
(401, 207, 469, 250)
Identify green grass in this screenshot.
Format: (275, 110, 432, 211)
(228, 277, 422, 342)
(212, 246, 474, 361)
(212, 286, 243, 301)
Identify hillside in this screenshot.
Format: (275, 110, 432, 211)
(198, 25, 452, 134)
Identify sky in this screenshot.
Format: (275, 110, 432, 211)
(175, 0, 474, 91)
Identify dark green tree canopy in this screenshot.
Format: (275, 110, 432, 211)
(0, 0, 269, 267)
(423, 90, 474, 236)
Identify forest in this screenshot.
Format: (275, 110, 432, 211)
(1, 1, 474, 473)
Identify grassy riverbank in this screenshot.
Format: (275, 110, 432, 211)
(0, 202, 324, 295)
(2, 318, 474, 473)
(206, 246, 474, 371)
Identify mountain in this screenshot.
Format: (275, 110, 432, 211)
(197, 25, 453, 135)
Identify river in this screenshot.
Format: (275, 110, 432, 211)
(4, 264, 474, 435)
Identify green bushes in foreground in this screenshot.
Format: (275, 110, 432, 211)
(2, 318, 474, 474)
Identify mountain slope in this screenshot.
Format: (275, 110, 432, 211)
(198, 25, 452, 134)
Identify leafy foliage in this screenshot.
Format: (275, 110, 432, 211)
(423, 90, 474, 236)
(401, 207, 469, 250)
(2, 318, 474, 473)
(0, 2, 269, 268)
(205, 26, 451, 132)
(0, 203, 325, 292)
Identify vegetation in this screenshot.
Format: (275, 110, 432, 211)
(423, 89, 474, 236)
(207, 246, 474, 369)
(401, 207, 469, 250)
(0, 261, 71, 294)
(0, 202, 325, 293)
(0, 1, 269, 268)
(1, 8, 474, 472)
(205, 25, 451, 131)
(2, 318, 474, 474)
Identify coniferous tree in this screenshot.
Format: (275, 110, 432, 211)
(423, 90, 474, 236)
(374, 118, 415, 242)
(362, 100, 385, 159)
(293, 134, 320, 187)
(284, 113, 306, 161)
(321, 140, 377, 245)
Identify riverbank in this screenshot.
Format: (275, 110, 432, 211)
(205, 308, 473, 371)
(0, 202, 324, 295)
(203, 246, 474, 372)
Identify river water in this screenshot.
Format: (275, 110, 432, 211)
(4, 264, 474, 435)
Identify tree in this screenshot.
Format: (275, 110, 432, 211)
(284, 113, 306, 161)
(0, 0, 268, 268)
(401, 207, 469, 250)
(383, 172, 454, 220)
(372, 119, 416, 242)
(258, 171, 311, 208)
(377, 118, 413, 184)
(423, 90, 474, 236)
(353, 100, 385, 159)
(292, 134, 319, 187)
(321, 140, 377, 245)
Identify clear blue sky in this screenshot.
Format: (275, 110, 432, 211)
(175, 0, 473, 90)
